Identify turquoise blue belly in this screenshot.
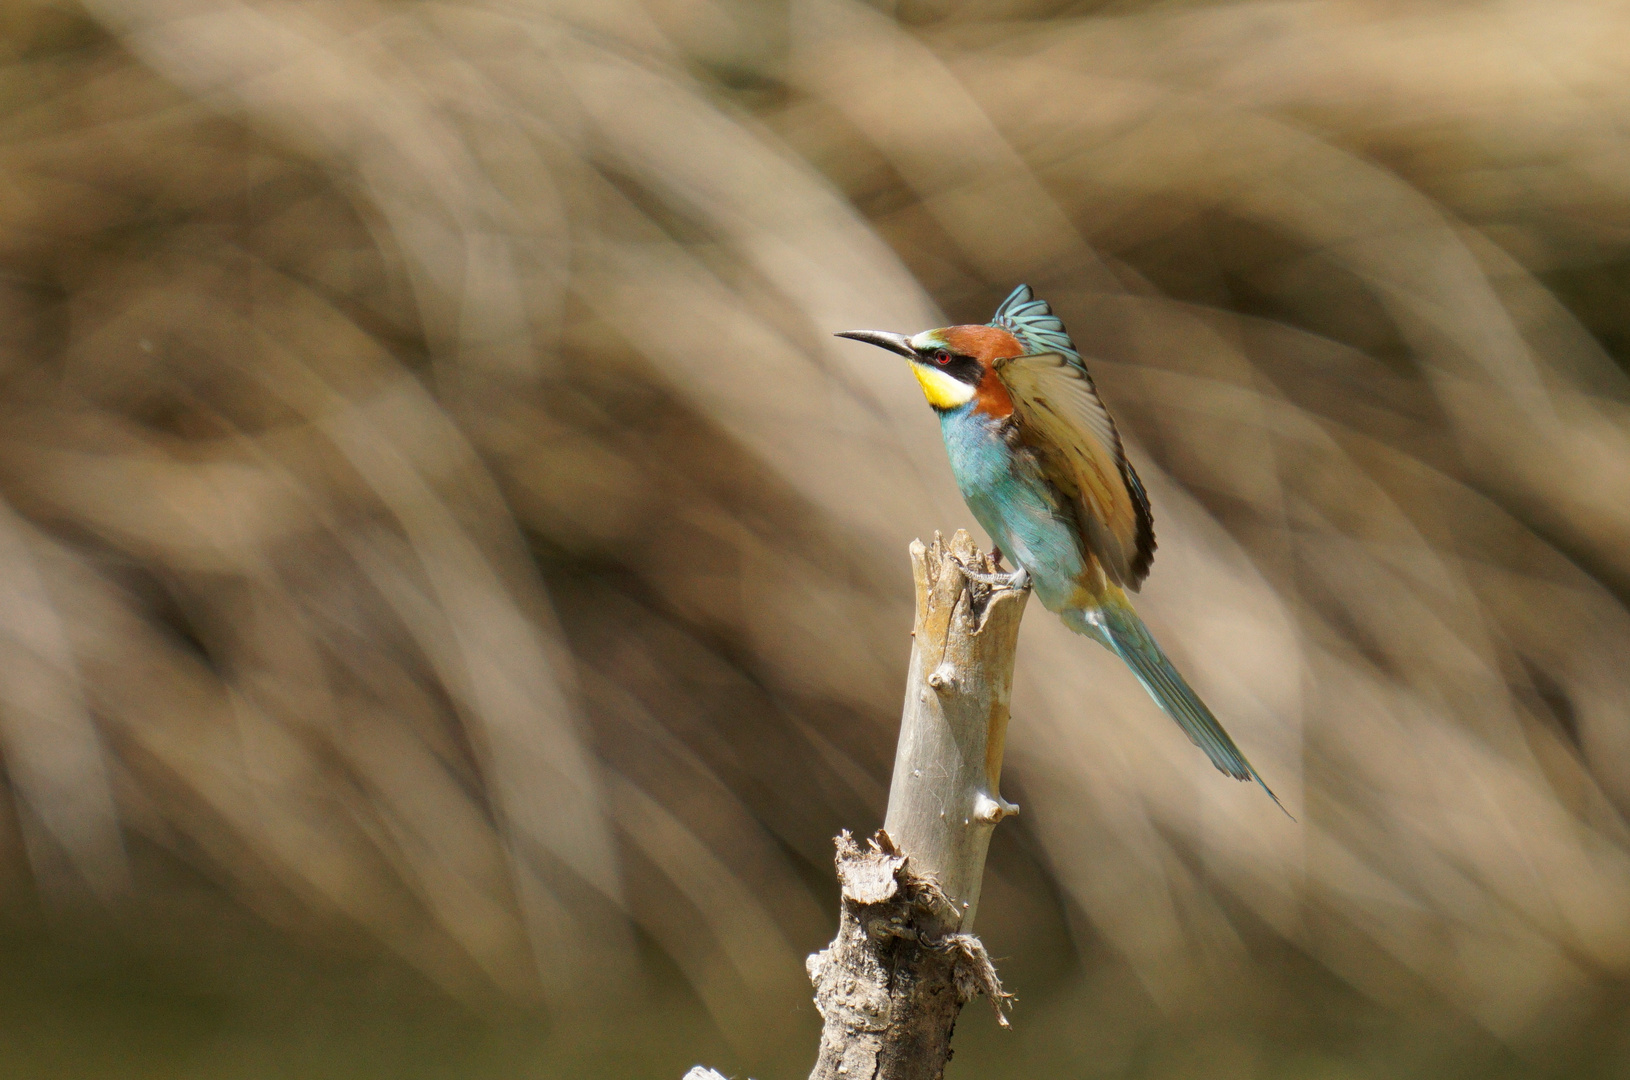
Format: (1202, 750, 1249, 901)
(940, 407, 1088, 614)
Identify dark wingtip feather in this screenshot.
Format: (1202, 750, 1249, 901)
(1122, 460, 1157, 589)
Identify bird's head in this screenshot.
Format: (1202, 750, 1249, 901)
(836, 324, 1023, 414)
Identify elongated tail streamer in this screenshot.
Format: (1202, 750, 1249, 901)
(1067, 595, 1290, 817)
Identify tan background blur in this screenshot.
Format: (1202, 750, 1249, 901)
(1, 0, 1629, 1076)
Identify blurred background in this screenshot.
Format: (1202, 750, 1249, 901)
(1, 0, 1630, 1076)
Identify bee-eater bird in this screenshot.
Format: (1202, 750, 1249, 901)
(840, 285, 1285, 812)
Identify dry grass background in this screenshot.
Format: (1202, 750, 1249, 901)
(2, 0, 1630, 1076)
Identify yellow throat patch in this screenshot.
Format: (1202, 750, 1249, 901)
(910, 361, 976, 410)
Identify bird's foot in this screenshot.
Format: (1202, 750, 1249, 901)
(959, 562, 1030, 591)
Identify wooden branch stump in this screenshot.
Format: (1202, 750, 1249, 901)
(884, 530, 1028, 930)
(804, 530, 1030, 1080)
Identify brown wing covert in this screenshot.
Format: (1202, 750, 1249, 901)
(995, 352, 1155, 589)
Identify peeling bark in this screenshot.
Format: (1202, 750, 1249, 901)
(805, 830, 1009, 1080)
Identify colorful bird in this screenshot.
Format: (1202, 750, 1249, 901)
(840, 285, 1285, 812)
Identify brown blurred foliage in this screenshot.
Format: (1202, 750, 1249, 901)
(2, 0, 1630, 1076)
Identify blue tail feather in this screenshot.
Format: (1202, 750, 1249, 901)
(1066, 601, 1290, 818)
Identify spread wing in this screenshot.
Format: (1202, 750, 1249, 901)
(994, 352, 1155, 589)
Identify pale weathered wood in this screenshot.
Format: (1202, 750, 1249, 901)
(801, 531, 1028, 1080)
(688, 533, 1027, 1080)
(883, 529, 1028, 931)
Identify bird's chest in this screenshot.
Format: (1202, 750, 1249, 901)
(939, 410, 1020, 496)
(938, 411, 1086, 599)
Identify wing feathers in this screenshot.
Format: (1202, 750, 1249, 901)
(995, 352, 1155, 588)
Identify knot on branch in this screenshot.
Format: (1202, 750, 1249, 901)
(836, 829, 960, 934)
(811, 831, 1010, 1031)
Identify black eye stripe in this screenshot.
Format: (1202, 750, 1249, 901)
(917, 348, 983, 387)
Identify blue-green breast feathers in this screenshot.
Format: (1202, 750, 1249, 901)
(989, 285, 1157, 588)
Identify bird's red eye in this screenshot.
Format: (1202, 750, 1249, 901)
(934, 350, 951, 366)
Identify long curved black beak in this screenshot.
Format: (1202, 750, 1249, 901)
(836, 330, 916, 359)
